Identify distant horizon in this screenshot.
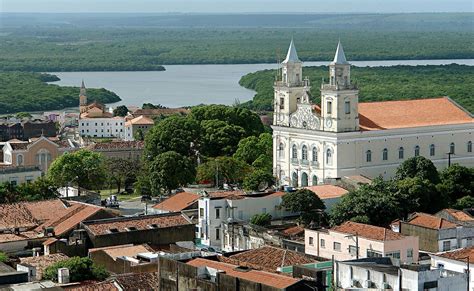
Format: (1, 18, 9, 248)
(1, 0, 472, 13)
(2, 11, 473, 15)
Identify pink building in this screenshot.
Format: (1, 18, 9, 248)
(305, 221, 419, 264)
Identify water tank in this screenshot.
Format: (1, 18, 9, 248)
(58, 267, 70, 284)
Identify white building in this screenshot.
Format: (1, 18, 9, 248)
(0, 166, 42, 185)
(430, 247, 473, 290)
(124, 115, 154, 141)
(197, 191, 293, 251)
(273, 40, 473, 186)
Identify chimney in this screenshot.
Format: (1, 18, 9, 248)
(58, 268, 70, 284)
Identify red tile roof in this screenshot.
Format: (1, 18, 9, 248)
(0, 203, 38, 230)
(187, 258, 299, 289)
(358, 97, 472, 131)
(407, 212, 459, 230)
(25, 200, 68, 222)
(436, 246, 474, 262)
(90, 244, 154, 260)
(125, 115, 154, 126)
(227, 246, 316, 271)
(0, 231, 38, 243)
(305, 185, 349, 199)
(19, 253, 69, 280)
(84, 213, 193, 236)
(443, 209, 474, 222)
(332, 221, 407, 241)
(152, 192, 200, 212)
(280, 225, 305, 237)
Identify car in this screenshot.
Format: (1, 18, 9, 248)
(141, 195, 152, 202)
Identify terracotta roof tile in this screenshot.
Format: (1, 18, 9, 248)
(113, 272, 158, 290)
(358, 97, 472, 131)
(152, 192, 200, 212)
(407, 212, 459, 230)
(0, 231, 38, 243)
(19, 253, 69, 280)
(187, 258, 299, 289)
(280, 225, 305, 237)
(444, 208, 474, 222)
(436, 246, 474, 262)
(25, 200, 68, 222)
(84, 213, 192, 236)
(91, 244, 154, 260)
(208, 190, 246, 199)
(305, 185, 349, 199)
(227, 246, 316, 271)
(0, 203, 38, 230)
(332, 221, 407, 241)
(125, 115, 154, 126)
(64, 280, 118, 291)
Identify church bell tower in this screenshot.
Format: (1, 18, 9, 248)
(79, 80, 88, 115)
(320, 41, 359, 132)
(273, 39, 310, 126)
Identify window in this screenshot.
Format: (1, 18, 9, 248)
(301, 172, 308, 187)
(296, 73, 300, 82)
(345, 101, 351, 114)
(366, 150, 372, 162)
(386, 251, 400, 259)
(349, 245, 359, 256)
(327, 101, 332, 114)
(302, 145, 308, 160)
(399, 147, 404, 159)
(199, 208, 204, 217)
(450, 142, 455, 154)
(326, 149, 333, 165)
(309, 237, 314, 245)
(367, 250, 382, 258)
(442, 240, 451, 251)
(382, 148, 388, 161)
(292, 172, 298, 188)
(215, 208, 220, 219)
(430, 144, 436, 156)
(238, 210, 243, 220)
(292, 145, 297, 159)
(414, 145, 420, 157)
(17, 154, 23, 166)
(333, 242, 341, 251)
(312, 175, 318, 186)
(320, 239, 325, 248)
(467, 238, 473, 247)
(407, 248, 413, 258)
(312, 147, 318, 162)
(278, 143, 284, 158)
(262, 208, 266, 213)
(216, 229, 220, 240)
(280, 97, 284, 109)
(468, 141, 472, 153)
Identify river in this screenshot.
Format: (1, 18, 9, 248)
(50, 59, 474, 108)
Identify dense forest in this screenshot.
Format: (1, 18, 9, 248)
(0, 73, 121, 114)
(239, 64, 474, 113)
(0, 13, 473, 71)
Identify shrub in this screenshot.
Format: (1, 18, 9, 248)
(43, 257, 108, 282)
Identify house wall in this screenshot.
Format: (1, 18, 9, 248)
(335, 261, 399, 290)
(0, 168, 41, 185)
(305, 229, 418, 264)
(400, 222, 439, 253)
(90, 251, 157, 274)
(79, 118, 125, 138)
(431, 255, 474, 289)
(0, 240, 29, 254)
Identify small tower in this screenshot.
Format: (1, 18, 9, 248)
(320, 41, 359, 132)
(79, 80, 88, 115)
(273, 39, 310, 126)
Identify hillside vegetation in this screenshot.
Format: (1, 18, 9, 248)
(0, 73, 121, 114)
(239, 64, 474, 113)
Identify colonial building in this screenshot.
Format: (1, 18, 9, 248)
(272, 40, 473, 186)
(78, 81, 125, 139)
(124, 115, 154, 141)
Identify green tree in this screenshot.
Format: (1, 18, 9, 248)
(0, 251, 7, 263)
(105, 158, 140, 193)
(149, 151, 195, 194)
(134, 128, 145, 141)
(0, 182, 17, 204)
(15, 112, 32, 119)
(453, 196, 474, 210)
(113, 105, 129, 117)
(395, 156, 440, 184)
(396, 177, 446, 218)
(234, 133, 272, 166)
(200, 119, 246, 157)
(242, 169, 274, 191)
(16, 177, 59, 201)
(281, 189, 326, 225)
(196, 156, 250, 185)
(43, 257, 108, 283)
(250, 213, 272, 226)
(438, 164, 474, 203)
(330, 178, 401, 227)
(47, 149, 107, 190)
(144, 115, 200, 159)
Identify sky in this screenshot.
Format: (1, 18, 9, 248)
(1, 0, 473, 13)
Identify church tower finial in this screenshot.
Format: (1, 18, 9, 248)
(332, 40, 348, 65)
(282, 39, 301, 64)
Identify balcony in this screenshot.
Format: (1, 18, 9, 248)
(291, 158, 299, 165)
(321, 83, 357, 91)
(300, 159, 309, 166)
(311, 161, 319, 167)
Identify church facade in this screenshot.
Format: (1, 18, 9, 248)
(272, 40, 474, 187)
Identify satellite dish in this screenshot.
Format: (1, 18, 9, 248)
(258, 181, 269, 192)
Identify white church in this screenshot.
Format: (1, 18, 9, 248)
(272, 40, 473, 187)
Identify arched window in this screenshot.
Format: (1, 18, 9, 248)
(468, 141, 472, 153)
(382, 148, 388, 161)
(414, 145, 420, 157)
(398, 147, 404, 159)
(326, 149, 333, 165)
(312, 147, 318, 162)
(278, 143, 284, 158)
(292, 144, 297, 159)
(312, 175, 318, 186)
(292, 172, 298, 188)
(430, 144, 435, 156)
(17, 154, 24, 166)
(450, 143, 455, 155)
(301, 172, 308, 187)
(366, 150, 372, 162)
(302, 145, 308, 161)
